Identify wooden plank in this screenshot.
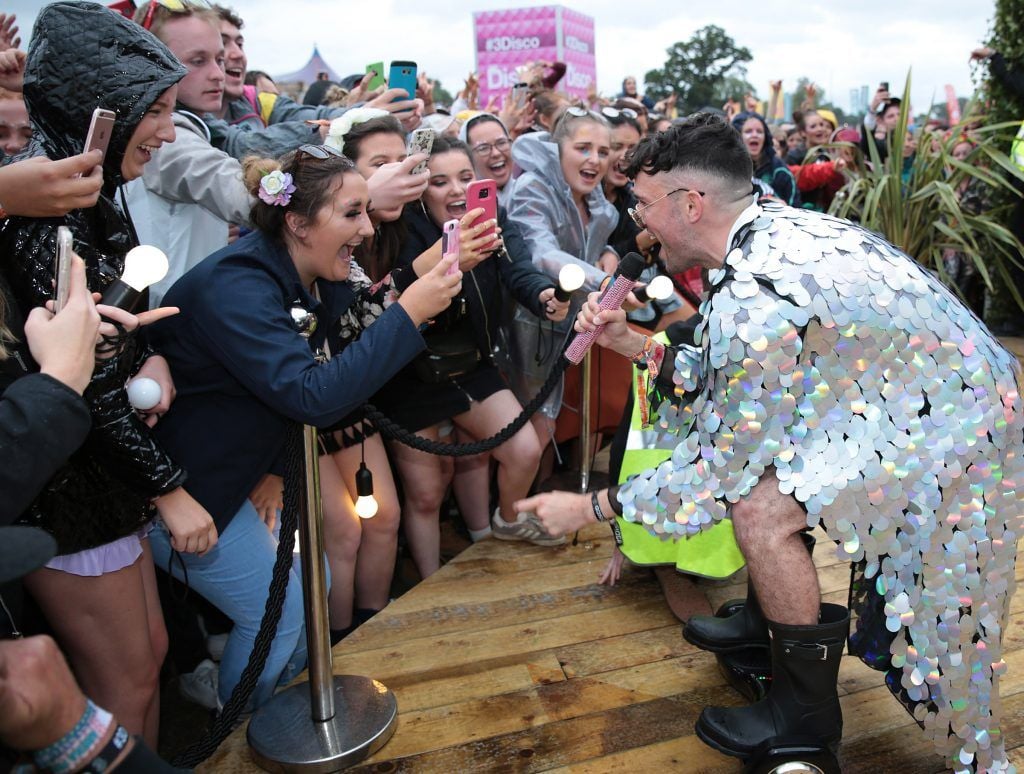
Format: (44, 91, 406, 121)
(362, 653, 733, 762)
(332, 597, 676, 684)
(347, 565, 658, 648)
(351, 686, 738, 773)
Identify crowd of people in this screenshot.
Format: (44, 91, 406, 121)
(0, 2, 1021, 773)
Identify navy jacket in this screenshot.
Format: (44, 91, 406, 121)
(149, 230, 424, 530)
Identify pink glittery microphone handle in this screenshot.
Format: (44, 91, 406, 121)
(564, 253, 646, 364)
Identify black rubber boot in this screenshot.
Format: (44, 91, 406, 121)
(684, 532, 816, 653)
(695, 602, 850, 760)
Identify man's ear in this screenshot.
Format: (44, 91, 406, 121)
(686, 190, 704, 224)
(285, 211, 308, 239)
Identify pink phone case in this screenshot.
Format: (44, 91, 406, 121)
(466, 179, 498, 241)
(442, 219, 461, 274)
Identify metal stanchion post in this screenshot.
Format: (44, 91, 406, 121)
(247, 423, 398, 772)
(579, 349, 593, 493)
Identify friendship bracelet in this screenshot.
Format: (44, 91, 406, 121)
(81, 724, 130, 774)
(33, 699, 113, 774)
(590, 490, 607, 522)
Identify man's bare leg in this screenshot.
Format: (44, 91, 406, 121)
(731, 472, 819, 626)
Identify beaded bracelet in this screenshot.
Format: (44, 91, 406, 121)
(33, 699, 114, 774)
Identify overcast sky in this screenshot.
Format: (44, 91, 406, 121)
(8, 0, 996, 113)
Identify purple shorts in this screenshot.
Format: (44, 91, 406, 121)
(45, 522, 153, 577)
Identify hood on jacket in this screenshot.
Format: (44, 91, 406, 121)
(731, 112, 776, 161)
(21, 1, 186, 192)
(511, 131, 566, 187)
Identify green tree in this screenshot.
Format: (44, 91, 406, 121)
(644, 25, 752, 114)
(979, 0, 1024, 328)
(431, 79, 454, 110)
(712, 74, 756, 106)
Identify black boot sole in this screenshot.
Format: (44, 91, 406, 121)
(695, 718, 840, 762)
(682, 624, 770, 653)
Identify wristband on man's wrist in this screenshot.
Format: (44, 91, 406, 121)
(33, 699, 121, 774)
(590, 490, 607, 522)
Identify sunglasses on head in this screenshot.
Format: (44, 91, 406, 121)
(140, 0, 211, 30)
(297, 144, 345, 160)
(565, 106, 598, 119)
(601, 106, 638, 120)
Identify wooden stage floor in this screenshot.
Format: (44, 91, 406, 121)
(203, 339, 1024, 773)
(201, 523, 1024, 773)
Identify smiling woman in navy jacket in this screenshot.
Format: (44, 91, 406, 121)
(146, 145, 461, 708)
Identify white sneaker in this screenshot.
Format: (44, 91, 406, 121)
(490, 508, 566, 546)
(206, 633, 228, 662)
(179, 658, 220, 710)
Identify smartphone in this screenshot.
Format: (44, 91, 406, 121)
(407, 127, 435, 175)
(879, 81, 889, 92)
(365, 61, 385, 91)
(442, 219, 461, 275)
(388, 60, 418, 103)
(512, 82, 530, 110)
(53, 226, 74, 314)
(466, 179, 498, 242)
(84, 108, 116, 159)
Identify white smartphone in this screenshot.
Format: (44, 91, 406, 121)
(53, 226, 74, 314)
(407, 128, 435, 175)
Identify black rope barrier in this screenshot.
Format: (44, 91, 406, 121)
(171, 339, 576, 764)
(171, 422, 304, 768)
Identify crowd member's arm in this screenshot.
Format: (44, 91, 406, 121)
(790, 159, 844, 192)
(0, 635, 185, 772)
(140, 118, 252, 225)
(495, 210, 567, 320)
(173, 254, 460, 429)
(206, 113, 320, 160)
(975, 49, 1024, 100)
(507, 175, 609, 291)
(0, 255, 96, 524)
(0, 152, 103, 216)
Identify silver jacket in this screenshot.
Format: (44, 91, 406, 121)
(620, 200, 1023, 771)
(507, 131, 618, 296)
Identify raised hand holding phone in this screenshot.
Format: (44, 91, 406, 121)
(442, 219, 461, 275)
(407, 128, 435, 175)
(398, 247, 462, 326)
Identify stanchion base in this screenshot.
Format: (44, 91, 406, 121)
(247, 675, 398, 772)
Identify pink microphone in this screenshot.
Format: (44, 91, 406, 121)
(564, 252, 646, 364)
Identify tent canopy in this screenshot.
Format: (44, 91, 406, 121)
(275, 45, 341, 84)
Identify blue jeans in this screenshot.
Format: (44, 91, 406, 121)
(150, 500, 308, 708)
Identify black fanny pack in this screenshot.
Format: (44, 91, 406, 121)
(413, 326, 481, 384)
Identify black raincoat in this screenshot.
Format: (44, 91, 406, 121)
(0, 2, 188, 553)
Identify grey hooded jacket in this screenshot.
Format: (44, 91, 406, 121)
(507, 131, 619, 294)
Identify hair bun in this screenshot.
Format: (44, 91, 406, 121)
(242, 156, 281, 197)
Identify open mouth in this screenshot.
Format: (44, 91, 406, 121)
(226, 67, 243, 80)
(446, 198, 466, 219)
(579, 169, 599, 185)
(138, 143, 159, 161)
(488, 159, 508, 175)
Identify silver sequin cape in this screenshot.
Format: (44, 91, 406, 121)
(618, 200, 1023, 772)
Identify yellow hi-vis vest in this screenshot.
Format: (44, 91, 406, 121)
(1012, 121, 1024, 172)
(615, 333, 745, 579)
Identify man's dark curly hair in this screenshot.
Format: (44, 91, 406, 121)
(625, 112, 752, 187)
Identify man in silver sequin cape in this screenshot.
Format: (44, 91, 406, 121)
(517, 113, 1023, 772)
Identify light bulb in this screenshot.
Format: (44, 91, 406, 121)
(121, 245, 169, 291)
(645, 275, 674, 301)
(126, 376, 162, 410)
(555, 263, 586, 301)
(354, 494, 379, 519)
(354, 462, 378, 519)
(100, 245, 170, 311)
